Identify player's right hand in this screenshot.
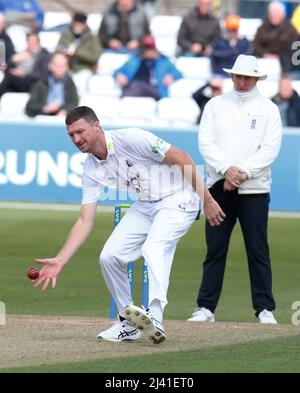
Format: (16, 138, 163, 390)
(204, 198, 226, 226)
(34, 258, 64, 292)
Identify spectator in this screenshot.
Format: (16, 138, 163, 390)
(0, 12, 15, 65)
(26, 52, 78, 118)
(211, 14, 252, 77)
(271, 77, 300, 127)
(0, 0, 44, 31)
(192, 77, 223, 123)
(99, 0, 150, 53)
(177, 0, 221, 57)
(253, 0, 298, 73)
(114, 35, 182, 100)
(56, 12, 101, 77)
(0, 31, 50, 100)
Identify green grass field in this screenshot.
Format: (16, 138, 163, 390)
(0, 206, 300, 373)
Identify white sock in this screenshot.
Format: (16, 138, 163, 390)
(149, 299, 163, 322)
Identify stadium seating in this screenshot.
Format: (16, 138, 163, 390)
(87, 75, 121, 97)
(150, 15, 182, 57)
(155, 36, 178, 58)
(39, 31, 61, 53)
(6, 25, 27, 52)
(3, 10, 298, 130)
(71, 71, 94, 97)
(79, 95, 121, 118)
(257, 80, 279, 98)
(43, 12, 71, 30)
(239, 18, 263, 41)
(0, 92, 30, 115)
(119, 97, 157, 120)
(257, 58, 282, 81)
(97, 53, 130, 76)
(87, 13, 102, 34)
(150, 15, 182, 38)
(34, 115, 65, 123)
(169, 78, 206, 98)
(157, 97, 199, 126)
(175, 56, 212, 79)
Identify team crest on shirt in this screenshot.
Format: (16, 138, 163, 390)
(250, 119, 257, 130)
(151, 137, 164, 153)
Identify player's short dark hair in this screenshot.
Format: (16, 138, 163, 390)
(65, 106, 99, 126)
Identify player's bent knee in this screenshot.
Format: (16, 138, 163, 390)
(99, 247, 127, 269)
(99, 247, 113, 268)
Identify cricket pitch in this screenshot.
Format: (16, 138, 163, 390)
(0, 315, 299, 370)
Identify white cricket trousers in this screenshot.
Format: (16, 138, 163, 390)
(99, 193, 198, 318)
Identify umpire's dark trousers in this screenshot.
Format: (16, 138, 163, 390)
(197, 179, 276, 315)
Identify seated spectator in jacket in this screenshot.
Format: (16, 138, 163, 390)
(253, 1, 298, 73)
(192, 77, 223, 123)
(271, 76, 300, 127)
(0, 0, 44, 31)
(56, 12, 101, 76)
(177, 0, 221, 57)
(26, 52, 78, 118)
(0, 31, 50, 100)
(211, 14, 252, 77)
(114, 35, 182, 100)
(99, 0, 150, 53)
(0, 13, 15, 66)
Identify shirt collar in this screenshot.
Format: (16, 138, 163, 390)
(233, 86, 260, 103)
(91, 130, 115, 163)
(103, 130, 115, 157)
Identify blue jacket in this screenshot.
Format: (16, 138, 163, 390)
(0, 0, 44, 28)
(114, 53, 182, 98)
(211, 37, 252, 76)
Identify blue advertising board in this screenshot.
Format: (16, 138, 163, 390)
(0, 119, 299, 211)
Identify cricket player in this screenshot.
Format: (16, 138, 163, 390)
(33, 106, 225, 344)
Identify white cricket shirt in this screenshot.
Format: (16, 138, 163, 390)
(81, 128, 199, 206)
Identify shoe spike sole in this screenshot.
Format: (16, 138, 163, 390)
(125, 305, 166, 345)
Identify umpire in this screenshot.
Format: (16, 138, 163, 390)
(188, 55, 282, 324)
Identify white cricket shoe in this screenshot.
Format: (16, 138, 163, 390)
(97, 320, 140, 342)
(125, 305, 166, 345)
(258, 309, 278, 324)
(187, 307, 215, 322)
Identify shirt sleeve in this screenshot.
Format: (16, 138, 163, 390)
(126, 129, 171, 162)
(81, 158, 104, 205)
(199, 99, 231, 174)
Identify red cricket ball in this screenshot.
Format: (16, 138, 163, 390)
(26, 267, 40, 280)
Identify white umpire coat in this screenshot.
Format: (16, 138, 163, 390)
(199, 87, 282, 194)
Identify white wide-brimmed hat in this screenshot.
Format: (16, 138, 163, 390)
(223, 54, 267, 80)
